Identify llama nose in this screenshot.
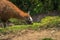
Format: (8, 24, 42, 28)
(30, 21, 33, 24)
(26, 20, 33, 24)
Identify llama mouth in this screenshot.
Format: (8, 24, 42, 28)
(26, 21, 33, 24)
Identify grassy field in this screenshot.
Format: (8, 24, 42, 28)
(0, 23, 41, 33)
(0, 16, 60, 34)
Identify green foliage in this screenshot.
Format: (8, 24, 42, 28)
(40, 16, 60, 28)
(0, 25, 30, 34)
(0, 23, 40, 34)
(9, 0, 60, 15)
(9, 0, 44, 15)
(42, 38, 53, 40)
(9, 18, 27, 25)
(58, 0, 60, 11)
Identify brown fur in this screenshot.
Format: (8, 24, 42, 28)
(0, 0, 30, 22)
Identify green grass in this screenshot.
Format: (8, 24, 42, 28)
(0, 23, 41, 33)
(0, 16, 60, 34)
(42, 38, 53, 40)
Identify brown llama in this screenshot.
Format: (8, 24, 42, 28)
(0, 0, 33, 27)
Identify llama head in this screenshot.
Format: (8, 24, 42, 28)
(25, 16, 33, 24)
(25, 11, 33, 24)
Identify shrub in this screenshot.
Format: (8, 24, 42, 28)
(9, 0, 55, 16)
(40, 16, 60, 28)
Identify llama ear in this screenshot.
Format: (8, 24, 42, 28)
(28, 11, 30, 14)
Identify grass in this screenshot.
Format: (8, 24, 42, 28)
(0, 23, 41, 34)
(42, 38, 53, 40)
(0, 16, 60, 34)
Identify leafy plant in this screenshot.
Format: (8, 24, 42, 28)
(40, 16, 60, 28)
(9, 0, 60, 15)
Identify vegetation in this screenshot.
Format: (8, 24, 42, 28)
(0, 16, 60, 34)
(0, 23, 40, 34)
(42, 38, 53, 40)
(9, 0, 60, 15)
(9, 18, 26, 25)
(0, 0, 60, 40)
(40, 16, 60, 28)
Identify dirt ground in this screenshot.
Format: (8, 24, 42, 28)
(0, 28, 60, 40)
